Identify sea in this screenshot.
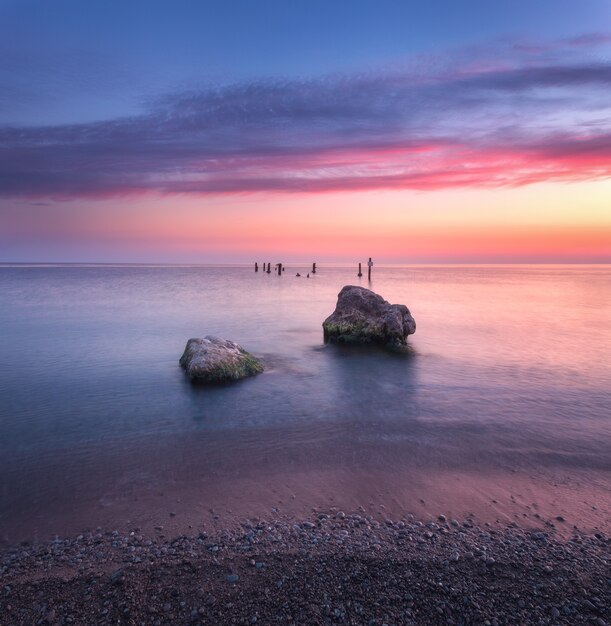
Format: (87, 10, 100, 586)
(1, 264, 610, 542)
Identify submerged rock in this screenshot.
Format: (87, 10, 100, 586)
(322, 285, 416, 348)
(179, 336, 263, 383)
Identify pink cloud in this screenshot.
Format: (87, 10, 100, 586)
(0, 35, 610, 201)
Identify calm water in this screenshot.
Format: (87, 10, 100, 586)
(1, 264, 610, 541)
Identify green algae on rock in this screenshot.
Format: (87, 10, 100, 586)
(323, 285, 416, 348)
(180, 336, 263, 383)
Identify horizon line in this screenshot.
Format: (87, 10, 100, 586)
(1, 261, 610, 267)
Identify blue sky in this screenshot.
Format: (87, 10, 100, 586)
(2, 0, 610, 125)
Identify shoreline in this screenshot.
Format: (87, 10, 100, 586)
(2, 465, 609, 547)
(2, 510, 609, 625)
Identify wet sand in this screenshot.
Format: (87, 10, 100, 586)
(2, 458, 609, 546)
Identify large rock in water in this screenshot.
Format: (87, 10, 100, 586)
(179, 336, 263, 383)
(323, 285, 416, 348)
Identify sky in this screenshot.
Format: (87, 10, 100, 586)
(0, 0, 610, 263)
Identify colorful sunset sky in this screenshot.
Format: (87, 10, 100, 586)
(1, 0, 610, 263)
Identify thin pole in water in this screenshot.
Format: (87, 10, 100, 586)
(368, 257, 373, 281)
(312, 262, 316, 274)
(358, 262, 362, 277)
(255, 262, 258, 272)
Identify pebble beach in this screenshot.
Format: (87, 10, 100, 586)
(2, 511, 609, 625)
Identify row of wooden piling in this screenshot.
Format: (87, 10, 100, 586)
(255, 259, 373, 279)
(255, 262, 317, 275)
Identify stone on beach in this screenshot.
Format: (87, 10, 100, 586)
(322, 285, 416, 347)
(3, 514, 608, 625)
(179, 336, 263, 383)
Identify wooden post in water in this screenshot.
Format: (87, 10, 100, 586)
(312, 262, 317, 274)
(368, 257, 373, 281)
(255, 262, 258, 272)
(358, 262, 362, 277)
(277, 263, 283, 276)
(266, 263, 271, 274)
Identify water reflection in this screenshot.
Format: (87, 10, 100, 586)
(0, 264, 610, 539)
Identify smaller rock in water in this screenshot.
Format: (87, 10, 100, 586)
(180, 336, 263, 383)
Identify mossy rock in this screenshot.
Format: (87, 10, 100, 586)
(180, 336, 263, 383)
(323, 285, 416, 348)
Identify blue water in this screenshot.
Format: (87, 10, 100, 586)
(1, 264, 610, 540)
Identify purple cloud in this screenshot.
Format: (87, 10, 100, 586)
(1, 36, 610, 199)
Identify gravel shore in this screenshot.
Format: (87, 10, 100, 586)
(1, 512, 609, 625)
